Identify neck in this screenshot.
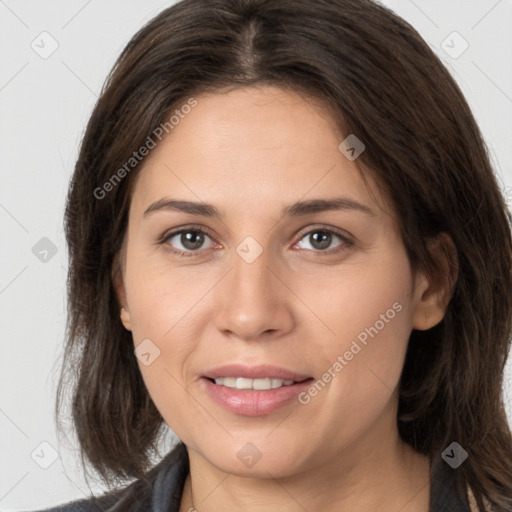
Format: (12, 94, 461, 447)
(180, 433, 430, 512)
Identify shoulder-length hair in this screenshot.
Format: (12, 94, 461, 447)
(57, 0, 512, 509)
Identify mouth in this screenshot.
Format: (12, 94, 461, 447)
(201, 364, 314, 416)
(205, 376, 310, 390)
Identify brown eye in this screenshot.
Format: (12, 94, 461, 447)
(296, 229, 350, 253)
(163, 228, 215, 256)
(179, 231, 205, 250)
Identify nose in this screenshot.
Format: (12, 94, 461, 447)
(213, 246, 295, 342)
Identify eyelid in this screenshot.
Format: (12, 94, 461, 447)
(158, 224, 217, 243)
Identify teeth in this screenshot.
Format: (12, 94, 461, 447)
(213, 377, 295, 390)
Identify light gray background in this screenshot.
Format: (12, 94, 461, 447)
(1, 0, 511, 510)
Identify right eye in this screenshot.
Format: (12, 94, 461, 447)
(161, 227, 217, 257)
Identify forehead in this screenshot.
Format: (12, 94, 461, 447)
(130, 85, 390, 217)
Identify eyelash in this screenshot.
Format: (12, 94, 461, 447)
(158, 225, 354, 259)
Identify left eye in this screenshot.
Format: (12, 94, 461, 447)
(295, 229, 348, 252)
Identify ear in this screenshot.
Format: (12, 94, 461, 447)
(112, 248, 132, 332)
(412, 233, 458, 331)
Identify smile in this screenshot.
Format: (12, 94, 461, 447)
(200, 365, 314, 416)
(212, 377, 296, 390)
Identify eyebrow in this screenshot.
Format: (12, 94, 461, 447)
(143, 197, 376, 218)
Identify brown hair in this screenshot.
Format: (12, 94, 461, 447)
(57, 0, 512, 509)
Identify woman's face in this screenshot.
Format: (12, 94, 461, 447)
(117, 85, 436, 477)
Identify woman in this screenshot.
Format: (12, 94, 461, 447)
(39, 0, 512, 510)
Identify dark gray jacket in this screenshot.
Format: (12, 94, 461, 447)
(36, 442, 472, 511)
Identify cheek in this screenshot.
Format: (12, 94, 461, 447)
(336, 268, 413, 378)
(125, 272, 206, 375)
(126, 280, 203, 443)
(293, 241, 414, 366)
(124, 242, 216, 339)
(123, 248, 217, 434)
(301, 247, 415, 438)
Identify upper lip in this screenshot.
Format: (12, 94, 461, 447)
(203, 364, 312, 382)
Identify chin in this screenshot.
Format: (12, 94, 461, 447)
(188, 433, 310, 477)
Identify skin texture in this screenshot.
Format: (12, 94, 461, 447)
(116, 85, 451, 512)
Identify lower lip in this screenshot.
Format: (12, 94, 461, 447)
(201, 377, 313, 416)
